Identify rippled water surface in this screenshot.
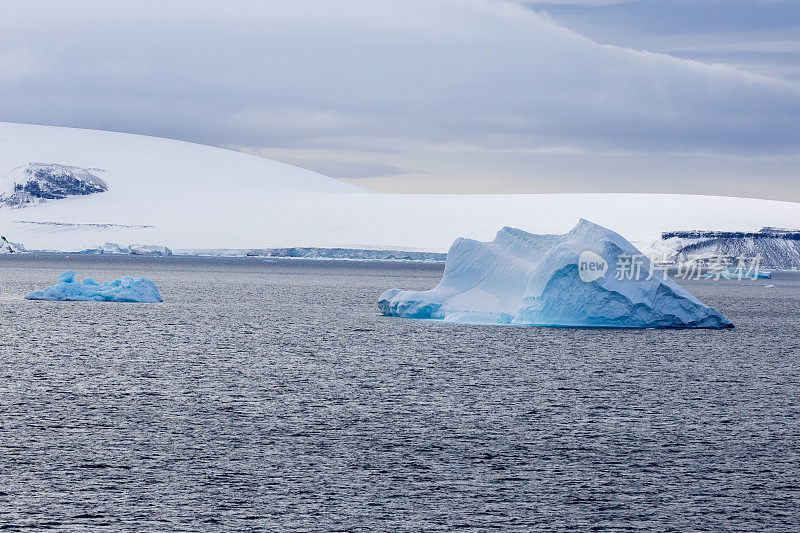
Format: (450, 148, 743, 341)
(1, 255, 798, 531)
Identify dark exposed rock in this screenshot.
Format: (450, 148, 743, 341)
(0, 163, 107, 208)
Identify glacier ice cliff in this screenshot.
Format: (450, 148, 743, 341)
(77, 243, 173, 256)
(25, 270, 162, 302)
(378, 220, 733, 328)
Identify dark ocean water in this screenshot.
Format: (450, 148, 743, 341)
(0, 255, 798, 532)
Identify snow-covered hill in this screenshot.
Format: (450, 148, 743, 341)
(0, 122, 799, 254)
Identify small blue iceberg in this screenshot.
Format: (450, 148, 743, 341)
(701, 267, 772, 280)
(25, 270, 163, 302)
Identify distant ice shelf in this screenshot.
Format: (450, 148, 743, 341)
(241, 247, 446, 262)
(76, 243, 173, 256)
(25, 270, 163, 302)
(2, 241, 440, 261)
(378, 220, 733, 329)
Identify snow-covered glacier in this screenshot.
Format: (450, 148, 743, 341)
(2, 122, 800, 254)
(25, 270, 163, 302)
(378, 220, 733, 328)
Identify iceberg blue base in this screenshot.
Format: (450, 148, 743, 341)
(25, 270, 163, 302)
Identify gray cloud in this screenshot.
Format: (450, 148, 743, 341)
(0, 49, 45, 82)
(0, 0, 798, 198)
(527, 0, 800, 80)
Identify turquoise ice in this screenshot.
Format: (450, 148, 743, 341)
(26, 270, 163, 303)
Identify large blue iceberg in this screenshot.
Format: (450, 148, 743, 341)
(25, 270, 163, 302)
(378, 220, 733, 328)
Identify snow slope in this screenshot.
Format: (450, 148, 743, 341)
(0, 122, 799, 253)
(378, 220, 732, 328)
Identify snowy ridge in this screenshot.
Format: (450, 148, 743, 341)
(379, 220, 732, 328)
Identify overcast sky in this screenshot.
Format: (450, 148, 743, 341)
(1, 0, 798, 200)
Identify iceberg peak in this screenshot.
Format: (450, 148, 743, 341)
(57, 270, 77, 283)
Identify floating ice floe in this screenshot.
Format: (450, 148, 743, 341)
(378, 219, 733, 328)
(128, 244, 172, 256)
(25, 270, 163, 302)
(701, 267, 772, 280)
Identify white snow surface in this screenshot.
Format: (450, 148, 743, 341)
(378, 220, 733, 328)
(0, 122, 799, 253)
